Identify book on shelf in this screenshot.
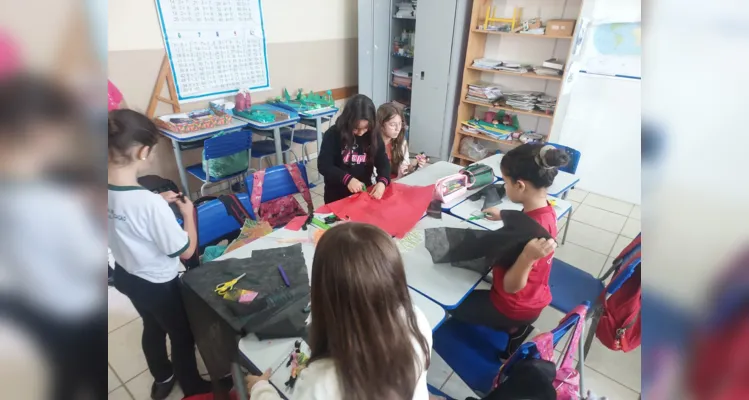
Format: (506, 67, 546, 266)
(472, 58, 503, 69)
(467, 81, 503, 101)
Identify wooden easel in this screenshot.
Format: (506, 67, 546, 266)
(147, 55, 181, 118)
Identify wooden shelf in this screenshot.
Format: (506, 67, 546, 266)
(452, 152, 478, 163)
(462, 99, 554, 119)
(467, 66, 562, 81)
(455, 129, 519, 146)
(470, 29, 572, 39)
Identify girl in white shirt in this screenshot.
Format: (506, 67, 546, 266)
(378, 103, 427, 179)
(246, 223, 433, 400)
(108, 109, 209, 399)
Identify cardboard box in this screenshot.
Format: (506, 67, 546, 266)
(545, 19, 576, 37)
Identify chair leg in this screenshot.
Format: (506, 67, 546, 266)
(200, 181, 209, 197)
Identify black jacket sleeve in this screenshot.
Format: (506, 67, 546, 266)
(373, 133, 392, 186)
(318, 126, 353, 186)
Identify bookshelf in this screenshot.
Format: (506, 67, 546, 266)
(449, 0, 581, 166)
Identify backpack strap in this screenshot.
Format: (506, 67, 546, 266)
(250, 169, 266, 217)
(284, 163, 314, 215)
(218, 194, 252, 226)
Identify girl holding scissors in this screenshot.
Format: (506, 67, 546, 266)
(108, 109, 210, 399)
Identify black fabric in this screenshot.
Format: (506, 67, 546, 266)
(483, 359, 557, 400)
(112, 264, 208, 396)
(467, 183, 507, 210)
(138, 174, 183, 220)
(317, 124, 391, 201)
(424, 210, 552, 274)
(181, 244, 310, 338)
(217, 193, 252, 226)
(449, 290, 537, 331)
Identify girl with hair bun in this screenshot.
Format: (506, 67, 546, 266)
(451, 143, 569, 359)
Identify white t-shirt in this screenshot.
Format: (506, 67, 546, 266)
(250, 305, 433, 400)
(108, 185, 188, 283)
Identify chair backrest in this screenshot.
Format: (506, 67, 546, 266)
(196, 193, 254, 249)
(204, 130, 252, 160)
(244, 162, 309, 203)
(548, 143, 581, 174)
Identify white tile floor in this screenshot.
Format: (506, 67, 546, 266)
(108, 169, 642, 399)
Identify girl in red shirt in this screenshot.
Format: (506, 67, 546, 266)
(451, 143, 569, 358)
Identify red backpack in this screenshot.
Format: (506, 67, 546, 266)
(595, 236, 641, 352)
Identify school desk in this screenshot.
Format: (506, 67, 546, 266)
(400, 213, 489, 309)
(233, 111, 301, 166)
(396, 161, 498, 210)
(449, 195, 573, 244)
(158, 117, 249, 195)
(472, 153, 581, 197)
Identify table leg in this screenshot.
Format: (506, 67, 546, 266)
(562, 208, 572, 245)
(273, 127, 283, 165)
(171, 139, 191, 196)
(315, 116, 323, 156)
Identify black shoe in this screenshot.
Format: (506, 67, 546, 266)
(182, 379, 213, 397)
(498, 324, 535, 361)
(150, 377, 176, 400)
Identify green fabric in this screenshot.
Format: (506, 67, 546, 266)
(202, 245, 227, 263)
(202, 131, 249, 179)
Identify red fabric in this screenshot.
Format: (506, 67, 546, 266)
(325, 182, 434, 238)
(490, 203, 557, 321)
(689, 317, 749, 400)
(183, 391, 238, 400)
(285, 215, 308, 231)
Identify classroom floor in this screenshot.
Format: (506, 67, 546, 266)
(108, 160, 642, 399)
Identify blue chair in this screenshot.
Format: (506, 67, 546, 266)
(250, 127, 299, 169)
(281, 127, 321, 181)
(186, 130, 253, 196)
(244, 162, 310, 207)
(195, 193, 255, 252)
(548, 143, 581, 174)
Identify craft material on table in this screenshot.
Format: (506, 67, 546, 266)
(396, 229, 426, 253)
(321, 182, 434, 238)
(181, 244, 310, 339)
(225, 219, 274, 253)
(215, 273, 247, 296)
(424, 210, 552, 274)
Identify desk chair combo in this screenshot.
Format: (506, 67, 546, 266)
(281, 112, 337, 182)
(185, 130, 255, 196)
(248, 127, 301, 169)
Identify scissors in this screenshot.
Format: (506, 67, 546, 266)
(215, 273, 246, 296)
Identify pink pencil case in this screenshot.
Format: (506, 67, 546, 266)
(434, 174, 468, 204)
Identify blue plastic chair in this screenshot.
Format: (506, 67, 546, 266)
(244, 162, 310, 207)
(548, 143, 581, 174)
(250, 127, 299, 169)
(186, 130, 253, 196)
(195, 193, 254, 251)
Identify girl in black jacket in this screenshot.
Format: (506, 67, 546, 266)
(318, 94, 391, 203)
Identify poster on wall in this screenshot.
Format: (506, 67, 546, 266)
(154, 0, 270, 102)
(580, 22, 641, 79)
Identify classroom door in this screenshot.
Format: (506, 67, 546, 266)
(409, 0, 457, 159)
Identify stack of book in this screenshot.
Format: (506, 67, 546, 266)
(536, 95, 557, 114)
(495, 62, 530, 74)
(533, 67, 563, 77)
(392, 66, 413, 88)
(466, 81, 503, 104)
(472, 58, 502, 69)
(395, 1, 417, 18)
(504, 91, 544, 111)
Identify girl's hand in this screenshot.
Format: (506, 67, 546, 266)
(369, 182, 386, 199)
(245, 369, 271, 392)
(175, 194, 194, 215)
(416, 154, 428, 169)
(482, 207, 502, 221)
(159, 191, 181, 203)
(522, 238, 557, 261)
(347, 177, 364, 194)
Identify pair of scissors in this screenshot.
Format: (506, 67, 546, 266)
(215, 273, 246, 296)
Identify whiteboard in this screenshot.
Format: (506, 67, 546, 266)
(154, 0, 270, 102)
(557, 74, 641, 204)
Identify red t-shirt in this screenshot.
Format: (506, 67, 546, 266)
(490, 203, 558, 321)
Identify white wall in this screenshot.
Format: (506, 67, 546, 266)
(108, 0, 357, 52)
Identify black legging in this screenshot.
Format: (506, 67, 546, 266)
(113, 264, 208, 396)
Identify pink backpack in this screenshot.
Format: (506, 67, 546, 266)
(249, 164, 313, 228)
(494, 304, 587, 400)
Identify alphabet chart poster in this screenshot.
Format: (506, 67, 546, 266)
(154, 0, 270, 102)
